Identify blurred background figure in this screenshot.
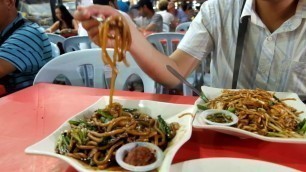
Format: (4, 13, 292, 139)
(117, 0, 129, 13)
(128, 4, 140, 21)
(45, 5, 78, 37)
(167, 1, 179, 28)
(157, 0, 175, 31)
(134, 0, 163, 32)
(176, 2, 192, 23)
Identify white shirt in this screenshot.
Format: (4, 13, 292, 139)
(157, 10, 174, 25)
(178, 0, 306, 99)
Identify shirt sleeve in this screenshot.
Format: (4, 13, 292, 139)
(0, 25, 45, 73)
(151, 14, 163, 26)
(177, 2, 215, 61)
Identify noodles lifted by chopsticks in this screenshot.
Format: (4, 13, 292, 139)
(99, 16, 132, 105)
(55, 102, 179, 170)
(205, 89, 305, 138)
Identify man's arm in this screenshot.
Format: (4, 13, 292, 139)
(75, 5, 200, 88)
(0, 58, 16, 78)
(145, 14, 162, 32)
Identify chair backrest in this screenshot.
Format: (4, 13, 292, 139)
(34, 49, 105, 88)
(104, 50, 156, 93)
(63, 36, 92, 53)
(162, 23, 170, 32)
(175, 22, 192, 32)
(47, 33, 66, 44)
(50, 42, 60, 58)
(34, 48, 156, 93)
(146, 33, 184, 56)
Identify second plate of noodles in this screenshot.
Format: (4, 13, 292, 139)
(193, 86, 306, 144)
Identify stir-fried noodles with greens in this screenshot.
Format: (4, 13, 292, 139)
(198, 89, 306, 138)
(55, 102, 179, 170)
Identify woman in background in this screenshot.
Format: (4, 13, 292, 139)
(46, 5, 78, 36)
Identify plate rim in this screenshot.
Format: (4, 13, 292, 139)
(170, 157, 301, 172)
(25, 96, 195, 172)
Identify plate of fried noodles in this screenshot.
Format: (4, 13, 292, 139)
(25, 96, 195, 171)
(193, 86, 306, 143)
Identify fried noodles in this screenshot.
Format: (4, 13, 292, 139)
(55, 103, 179, 170)
(206, 89, 305, 138)
(99, 16, 132, 105)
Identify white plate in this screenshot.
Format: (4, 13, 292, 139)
(193, 86, 306, 144)
(25, 96, 196, 172)
(170, 158, 301, 172)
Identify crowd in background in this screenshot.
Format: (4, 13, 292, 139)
(45, 0, 197, 36)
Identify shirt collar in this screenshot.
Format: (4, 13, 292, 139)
(295, 0, 306, 19)
(240, 0, 253, 22)
(0, 13, 23, 37)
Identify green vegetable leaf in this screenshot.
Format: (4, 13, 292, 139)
(197, 103, 209, 111)
(296, 119, 306, 135)
(227, 107, 235, 113)
(157, 115, 173, 140)
(56, 133, 71, 154)
(71, 128, 88, 145)
(123, 108, 138, 113)
(200, 92, 209, 103)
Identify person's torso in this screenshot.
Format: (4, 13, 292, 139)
(208, 0, 306, 96)
(157, 11, 174, 25)
(178, 0, 306, 98)
(141, 13, 163, 32)
(0, 14, 52, 94)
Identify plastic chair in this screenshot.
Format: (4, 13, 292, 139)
(162, 23, 170, 32)
(147, 33, 187, 94)
(34, 49, 105, 88)
(175, 22, 192, 32)
(46, 33, 66, 44)
(146, 33, 185, 56)
(34, 48, 155, 93)
(104, 49, 156, 93)
(50, 42, 60, 58)
(63, 36, 92, 53)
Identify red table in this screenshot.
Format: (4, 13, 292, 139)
(0, 83, 305, 171)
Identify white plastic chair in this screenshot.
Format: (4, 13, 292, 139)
(162, 23, 170, 32)
(147, 33, 189, 94)
(175, 22, 192, 32)
(34, 48, 156, 93)
(46, 33, 66, 44)
(63, 36, 92, 53)
(34, 49, 105, 88)
(50, 42, 60, 58)
(146, 33, 184, 56)
(103, 49, 156, 93)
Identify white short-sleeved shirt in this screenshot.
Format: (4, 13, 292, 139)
(177, 0, 306, 98)
(157, 10, 174, 25)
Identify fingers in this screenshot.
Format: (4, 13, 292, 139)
(74, 5, 119, 21)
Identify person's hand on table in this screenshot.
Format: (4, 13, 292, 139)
(60, 28, 72, 34)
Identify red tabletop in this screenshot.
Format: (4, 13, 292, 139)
(0, 83, 305, 171)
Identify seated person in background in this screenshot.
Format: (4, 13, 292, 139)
(176, 2, 192, 24)
(45, 5, 78, 37)
(78, 0, 134, 47)
(117, 0, 129, 13)
(0, 0, 52, 95)
(133, 0, 163, 32)
(157, 0, 175, 31)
